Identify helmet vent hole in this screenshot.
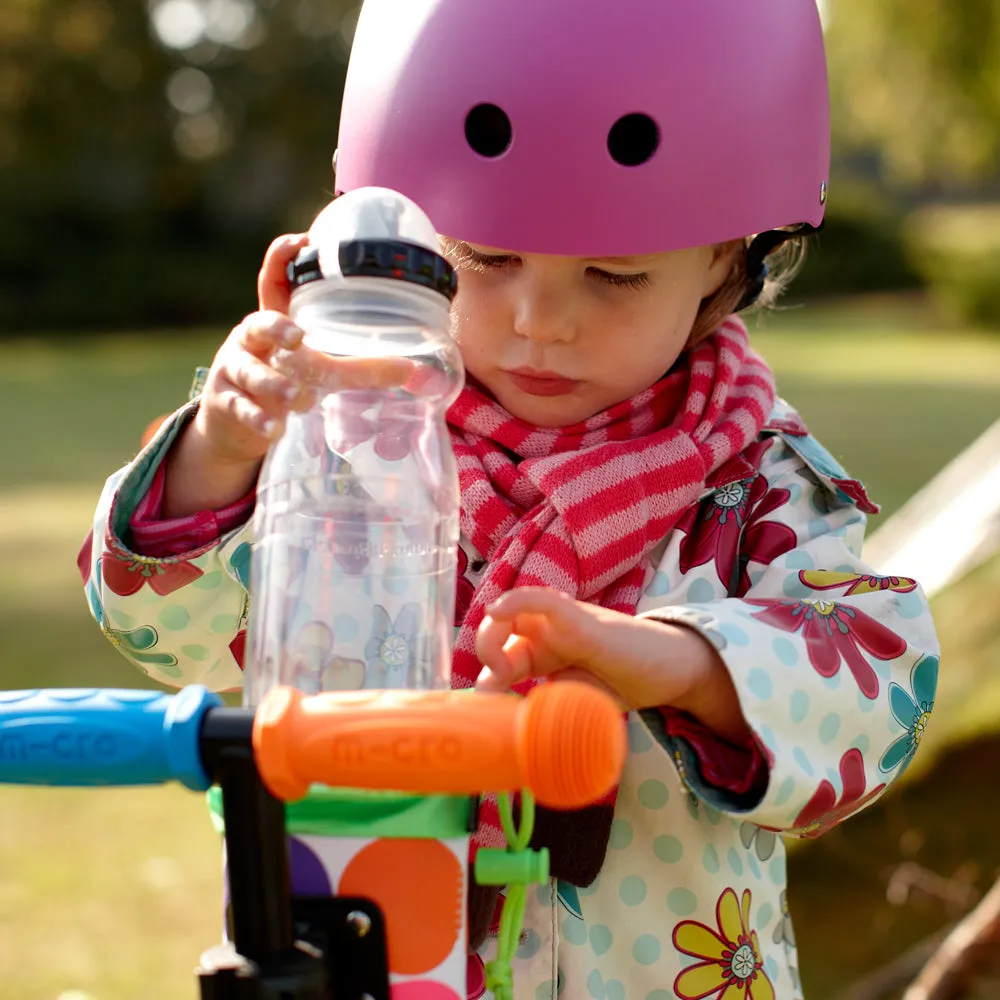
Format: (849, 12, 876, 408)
(465, 103, 513, 158)
(607, 113, 659, 166)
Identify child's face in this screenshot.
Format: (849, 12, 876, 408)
(447, 241, 737, 426)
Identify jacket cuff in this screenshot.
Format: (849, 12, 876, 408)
(130, 464, 255, 558)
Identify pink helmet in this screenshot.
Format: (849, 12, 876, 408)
(335, 0, 829, 257)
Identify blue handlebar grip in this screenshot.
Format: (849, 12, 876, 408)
(0, 686, 222, 791)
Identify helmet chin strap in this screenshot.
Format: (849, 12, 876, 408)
(736, 221, 824, 312)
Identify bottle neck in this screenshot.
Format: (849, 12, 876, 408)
(289, 277, 452, 357)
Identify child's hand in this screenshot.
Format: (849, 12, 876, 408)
(193, 233, 414, 467)
(162, 233, 414, 518)
(475, 587, 752, 744)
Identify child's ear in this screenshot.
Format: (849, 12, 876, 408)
(702, 239, 744, 298)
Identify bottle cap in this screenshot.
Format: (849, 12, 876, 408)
(288, 187, 457, 301)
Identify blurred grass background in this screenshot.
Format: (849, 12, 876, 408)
(2, 297, 999, 999)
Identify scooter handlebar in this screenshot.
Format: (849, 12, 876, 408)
(253, 681, 626, 809)
(0, 686, 220, 791)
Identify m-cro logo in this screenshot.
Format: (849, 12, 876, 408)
(0, 730, 118, 762)
(330, 733, 463, 767)
(0, 734, 26, 761)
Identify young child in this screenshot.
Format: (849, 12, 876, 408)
(80, 1, 939, 997)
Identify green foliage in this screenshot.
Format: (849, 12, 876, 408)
(826, 0, 1000, 187)
(2, 1, 997, 329)
(902, 203, 1000, 329)
(792, 178, 920, 299)
(1, 0, 358, 333)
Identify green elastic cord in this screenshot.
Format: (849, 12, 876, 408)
(477, 790, 548, 1000)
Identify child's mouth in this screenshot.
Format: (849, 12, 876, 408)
(505, 368, 581, 397)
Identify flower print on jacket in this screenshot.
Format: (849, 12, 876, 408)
(230, 630, 247, 670)
(85, 561, 180, 677)
(880, 654, 937, 774)
(740, 822, 777, 862)
(676, 440, 795, 594)
(747, 599, 906, 700)
(789, 747, 886, 838)
(772, 890, 794, 948)
(673, 887, 774, 1000)
(798, 569, 918, 597)
(735, 479, 798, 596)
(105, 622, 181, 677)
(102, 534, 203, 597)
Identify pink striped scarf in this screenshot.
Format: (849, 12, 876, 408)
(446, 317, 774, 904)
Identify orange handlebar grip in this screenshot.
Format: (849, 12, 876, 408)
(252, 682, 626, 809)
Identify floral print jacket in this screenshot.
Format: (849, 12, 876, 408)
(80, 397, 939, 1000)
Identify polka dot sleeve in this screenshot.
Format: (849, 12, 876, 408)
(636, 437, 940, 834)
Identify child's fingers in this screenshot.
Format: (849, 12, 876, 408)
(484, 588, 594, 661)
(476, 610, 567, 689)
(486, 587, 581, 623)
(476, 630, 622, 707)
(235, 311, 304, 359)
(329, 355, 418, 390)
(475, 633, 537, 692)
(475, 660, 522, 695)
(480, 588, 641, 702)
(475, 616, 518, 690)
(212, 383, 285, 443)
(224, 352, 314, 415)
(271, 348, 416, 394)
(258, 233, 310, 313)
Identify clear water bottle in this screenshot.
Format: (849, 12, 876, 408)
(244, 188, 464, 706)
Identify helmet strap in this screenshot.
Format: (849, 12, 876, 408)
(736, 221, 823, 312)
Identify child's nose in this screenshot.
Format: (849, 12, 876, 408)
(512, 283, 579, 345)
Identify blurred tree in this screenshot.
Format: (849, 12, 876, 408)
(826, 0, 1000, 189)
(1, 0, 358, 332)
(4, 0, 997, 331)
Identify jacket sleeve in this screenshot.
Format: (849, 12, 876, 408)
(78, 401, 252, 692)
(636, 434, 940, 838)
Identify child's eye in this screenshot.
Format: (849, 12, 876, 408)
(460, 247, 517, 272)
(454, 243, 651, 291)
(588, 268, 652, 291)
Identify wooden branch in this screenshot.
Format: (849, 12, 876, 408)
(886, 861, 980, 912)
(902, 875, 1000, 1000)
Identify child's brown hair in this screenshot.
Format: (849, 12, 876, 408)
(690, 232, 810, 345)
